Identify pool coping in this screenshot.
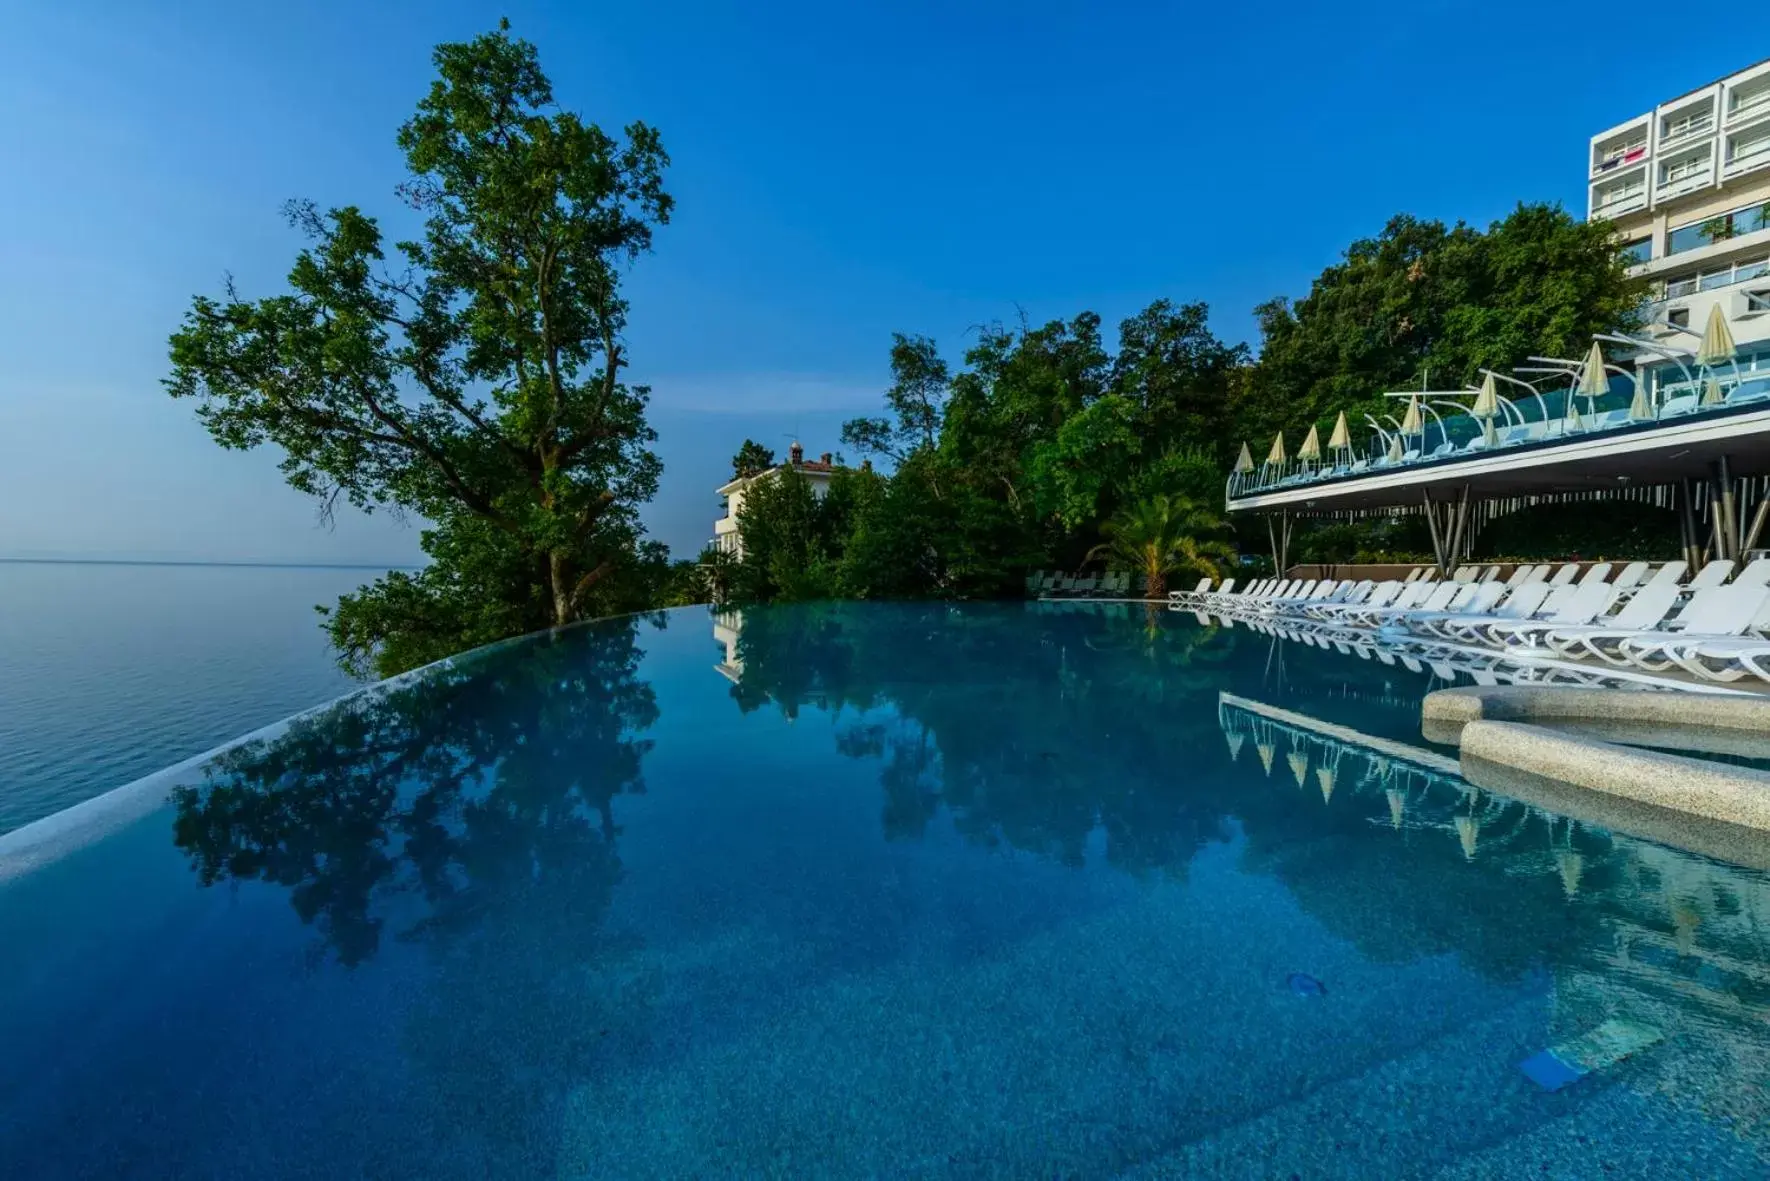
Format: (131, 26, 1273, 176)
(1423, 686, 1770, 833)
(0, 609, 686, 881)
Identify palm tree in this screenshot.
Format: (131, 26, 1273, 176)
(1087, 494, 1234, 601)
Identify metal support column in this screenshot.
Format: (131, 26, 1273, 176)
(1718, 455, 1741, 559)
(1678, 478, 1704, 571)
(1267, 509, 1291, 577)
(1445, 486, 1471, 573)
(1422, 491, 1447, 574)
(1746, 496, 1770, 557)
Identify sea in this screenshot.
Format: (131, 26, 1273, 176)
(0, 560, 393, 836)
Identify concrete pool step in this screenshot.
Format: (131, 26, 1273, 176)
(1120, 994, 1568, 1178)
(1424, 1083, 1770, 1179)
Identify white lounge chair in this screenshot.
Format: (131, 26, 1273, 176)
(1401, 580, 1515, 640)
(1430, 581, 1558, 644)
(1555, 561, 1770, 665)
(1621, 582, 1770, 671)
(1542, 578, 1686, 663)
(1486, 570, 1625, 648)
(1169, 576, 1214, 603)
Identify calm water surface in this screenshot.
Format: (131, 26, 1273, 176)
(3, 602, 1769, 1178)
(0, 561, 372, 834)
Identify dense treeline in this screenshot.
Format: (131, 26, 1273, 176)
(164, 24, 1647, 672)
(722, 206, 1646, 604)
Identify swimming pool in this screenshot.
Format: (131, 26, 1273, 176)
(3, 602, 1769, 1177)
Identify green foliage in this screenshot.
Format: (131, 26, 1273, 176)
(1472, 503, 1680, 561)
(731, 439, 775, 479)
(730, 466, 843, 603)
(1087, 495, 1233, 600)
(1235, 205, 1646, 451)
(735, 201, 1641, 609)
(166, 22, 672, 677)
(841, 333, 949, 463)
(1288, 518, 1434, 567)
(1027, 394, 1142, 530)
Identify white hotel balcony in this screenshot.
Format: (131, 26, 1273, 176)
(1586, 62, 1770, 220)
(711, 513, 739, 555)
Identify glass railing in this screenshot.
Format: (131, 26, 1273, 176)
(1227, 372, 1770, 500)
(1662, 255, 1770, 297)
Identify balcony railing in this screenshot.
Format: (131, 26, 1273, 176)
(1593, 183, 1647, 214)
(1659, 113, 1715, 147)
(1724, 137, 1770, 176)
(1728, 87, 1770, 125)
(1662, 255, 1770, 298)
(1592, 142, 1648, 176)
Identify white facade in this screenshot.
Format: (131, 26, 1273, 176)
(709, 444, 836, 558)
(1591, 58, 1770, 383)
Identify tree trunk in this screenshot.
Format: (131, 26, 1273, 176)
(1146, 567, 1166, 601)
(549, 550, 572, 626)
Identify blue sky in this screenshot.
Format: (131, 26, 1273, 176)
(0, 1, 1748, 562)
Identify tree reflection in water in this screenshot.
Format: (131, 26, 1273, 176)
(722, 601, 1245, 877)
(722, 604, 1770, 1048)
(171, 617, 661, 967)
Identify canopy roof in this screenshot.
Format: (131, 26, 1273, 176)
(1228, 401, 1770, 513)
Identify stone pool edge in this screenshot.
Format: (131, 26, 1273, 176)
(1423, 686, 1770, 832)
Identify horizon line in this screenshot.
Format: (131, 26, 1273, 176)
(0, 557, 426, 571)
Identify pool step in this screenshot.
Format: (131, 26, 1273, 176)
(1424, 1085, 1770, 1179)
(1118, 994, 1566, 1178)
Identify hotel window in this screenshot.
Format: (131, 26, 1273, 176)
(1668, 308, 1690, 328)
(1667, 202, 1770, 255)
(1619, 237, 1652, 264)
(1668, 223, 1708, 254)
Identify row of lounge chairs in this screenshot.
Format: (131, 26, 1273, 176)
(1028, 571, 1143, 598)
(1169, 558, 1770, 686)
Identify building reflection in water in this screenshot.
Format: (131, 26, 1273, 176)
(1218, 684, 1770, 1134)
(714, 602, 1770, 1139)
(712, 609, 744, 683)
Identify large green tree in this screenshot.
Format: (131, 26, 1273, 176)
(731, 438, 776, 479)
(166, 23, 671, 677)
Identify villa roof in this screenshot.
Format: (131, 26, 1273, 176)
(716, 461, 839, 496)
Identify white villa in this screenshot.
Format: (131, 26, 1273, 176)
(710, 441, 838, 558)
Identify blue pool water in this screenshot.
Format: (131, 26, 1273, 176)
(4, 601, 1770, 1177)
